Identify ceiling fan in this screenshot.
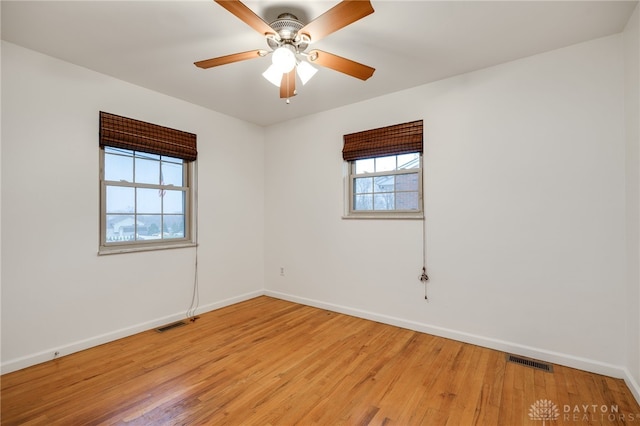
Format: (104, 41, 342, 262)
(195, 0, 376, 102)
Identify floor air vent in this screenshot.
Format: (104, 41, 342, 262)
(506, 354, 553, 372)
(156, 321, 187, 333)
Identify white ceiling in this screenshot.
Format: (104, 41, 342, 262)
(2, 0, 637, 126)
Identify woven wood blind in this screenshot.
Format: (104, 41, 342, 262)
(342, 120, 423, 161)
(99, 112, 197, 162)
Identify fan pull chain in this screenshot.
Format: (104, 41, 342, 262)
(420, 210, 429, 300)
(420, 267, 429, 300)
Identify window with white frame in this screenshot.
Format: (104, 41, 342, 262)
(350, 153, 422, 212)
(343, 120, 423, 218)
(99, 112, 197, 253)
(101, 148, 191, 245)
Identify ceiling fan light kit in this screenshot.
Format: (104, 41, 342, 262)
(262, 64, 283, 87)
(296, 61, 318, 86)
(195, 0, 376, 102)
(271, 44, 297, 73)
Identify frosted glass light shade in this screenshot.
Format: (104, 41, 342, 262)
(272, 45, 296, 73)
(262, 64, 283, 87)
(297, 61, 318, 85)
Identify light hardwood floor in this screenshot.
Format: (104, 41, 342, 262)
(2, 296, 639, 425)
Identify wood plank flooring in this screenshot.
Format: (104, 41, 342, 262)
(2, 296, 639, 425)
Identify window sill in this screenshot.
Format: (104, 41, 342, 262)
(98, 242, 197, 256)
(342, 213, 424, 220)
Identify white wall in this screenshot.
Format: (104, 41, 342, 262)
(624, 3, 640, 399)
(0, 41, 265, 372)
(265, 34, 629, 378)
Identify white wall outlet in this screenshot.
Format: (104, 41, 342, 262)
(280, 267, 285, 276)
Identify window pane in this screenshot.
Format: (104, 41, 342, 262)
(374, 175, 394, 193)
(354, 194, 373, 210)
(161, 161, 183, 187)
(396, 192, 419, 210)
(105, 152, 133, 182)
(137, 188, 161, 214)
(163, 190, 185, 214)
(398, 153, 420, 169)
(138, 215, 162, 239)
(354, 177, 373, 194)
(164, 215, 185, 238)
(135, 151, 160, 161)
(135, 157, 160, 185)
(106, 186, 134, 213)
(396, 173, 418, 191)
(374, 193, 395, 210)
(354, 158, 374, 174)
(105, 147, 132, 156)
(162, 155, 182, 164)
(106, 215, 136, 241)
(375, 155, 396, 172)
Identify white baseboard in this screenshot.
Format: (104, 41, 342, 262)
(265, 289, 639, 403)
(623, 368, 640, 406)
(0, 290, 263, 375)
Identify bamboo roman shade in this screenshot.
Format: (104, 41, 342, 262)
(342, 120, 423, 161)
(99, 112, 197, 162)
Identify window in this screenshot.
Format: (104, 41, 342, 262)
(99, 112, 197, 253)
(343, 120, 423, 218)
(351, 153, 422, 212)
(101, 148, 191, 247)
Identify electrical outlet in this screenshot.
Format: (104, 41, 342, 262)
(280, 267, 285, 276)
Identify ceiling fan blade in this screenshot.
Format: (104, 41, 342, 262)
(280, 68, 296, 99)
(308, 50, 375, 81)
(194, 50, 265, 69)
(299, 0, 374, 43)
(214, 0, 274, 36)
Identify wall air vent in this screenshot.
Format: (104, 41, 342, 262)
(506, 354, 553, 373)
(156, 321, 187, 333)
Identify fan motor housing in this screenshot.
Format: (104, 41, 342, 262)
(267, 13, 309, 52)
